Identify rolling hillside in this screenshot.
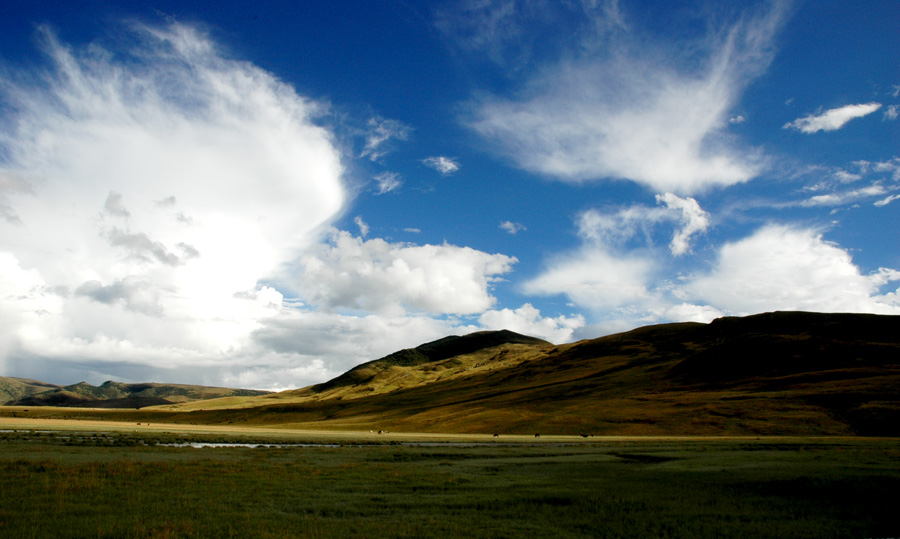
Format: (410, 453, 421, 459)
(143, 311, 900, 436)
(1, 379, 270, 408)
(5, 311, 899, 436)
(0, 377, 60, 405)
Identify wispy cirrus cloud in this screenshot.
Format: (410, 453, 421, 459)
(373, 171, 402, 194)
(463, 2, 790, 193)
(361, 117, 411, 162)
(801, 184, 890, 207)
(434, 0, 627, 71)
(875, 194, 900, 207)
(790, 159, 900, 209)
(422, 156, 460, 174)
(783, 102, 882, 133)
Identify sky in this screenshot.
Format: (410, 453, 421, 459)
(0, 0, 897, 390)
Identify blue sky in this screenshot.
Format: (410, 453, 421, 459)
(0, 0, 897, 389)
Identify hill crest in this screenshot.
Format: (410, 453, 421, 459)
(310, 329, 551, 393)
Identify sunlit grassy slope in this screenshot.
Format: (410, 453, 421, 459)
(142, 312, 900, 436)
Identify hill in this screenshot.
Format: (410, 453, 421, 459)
(1, 379, 270, 408)
(0, 377, 60, 405)
(304, 329, 551, 394)
(151, 312, 900, 436)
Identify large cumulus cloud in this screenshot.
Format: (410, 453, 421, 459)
(297, 230, 517, 316)
(0, 23, 344, 384)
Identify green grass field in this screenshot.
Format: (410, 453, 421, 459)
(1, 430, 898, 538)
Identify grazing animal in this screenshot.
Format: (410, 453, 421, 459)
(534, 433, 540, 438)
(493, 434, 499, 437)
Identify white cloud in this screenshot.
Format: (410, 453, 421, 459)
(522, 247, 654, 311)
(478, 303, 585, 343)
(373, 171, 402, 194)
(801, 184, 890, 207)
(361, 117, 410, 162)
(686, 225, 900, 314)
(661, 303, 725, 323)
(792, 161, 900, 207)
(656, 193, 709, 256)
(521, 218, 900, 336)
(465, 3, 788, 193)
(783, 102, 882, 133)
(577, 205, 665, 246)
(499, 220, 526, 234)
(729, 115, 746, 124)
(576, 193, 709, 256)
(353, 216, 370, 237)
(298, 230, 517, 316)
(422, 156, 460, 174)
(875, 194, 900, 207)
(833, 170, 862, 183)
(873, 158, 900, 181)
(884, 105, 898, 121)
(0, 23, 345, 386)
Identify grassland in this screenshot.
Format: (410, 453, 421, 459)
(0, 427, 898, 538)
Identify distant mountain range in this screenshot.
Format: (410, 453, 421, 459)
(0, 378, 270, 408)
(3, 311, 899, 436)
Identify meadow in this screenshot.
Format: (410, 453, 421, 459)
(1, 429, 898, 538)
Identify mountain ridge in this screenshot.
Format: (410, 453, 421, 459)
(161, 311, 899, 436)
(1, 379, 270, 408)
(3, 312, 899, 436)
